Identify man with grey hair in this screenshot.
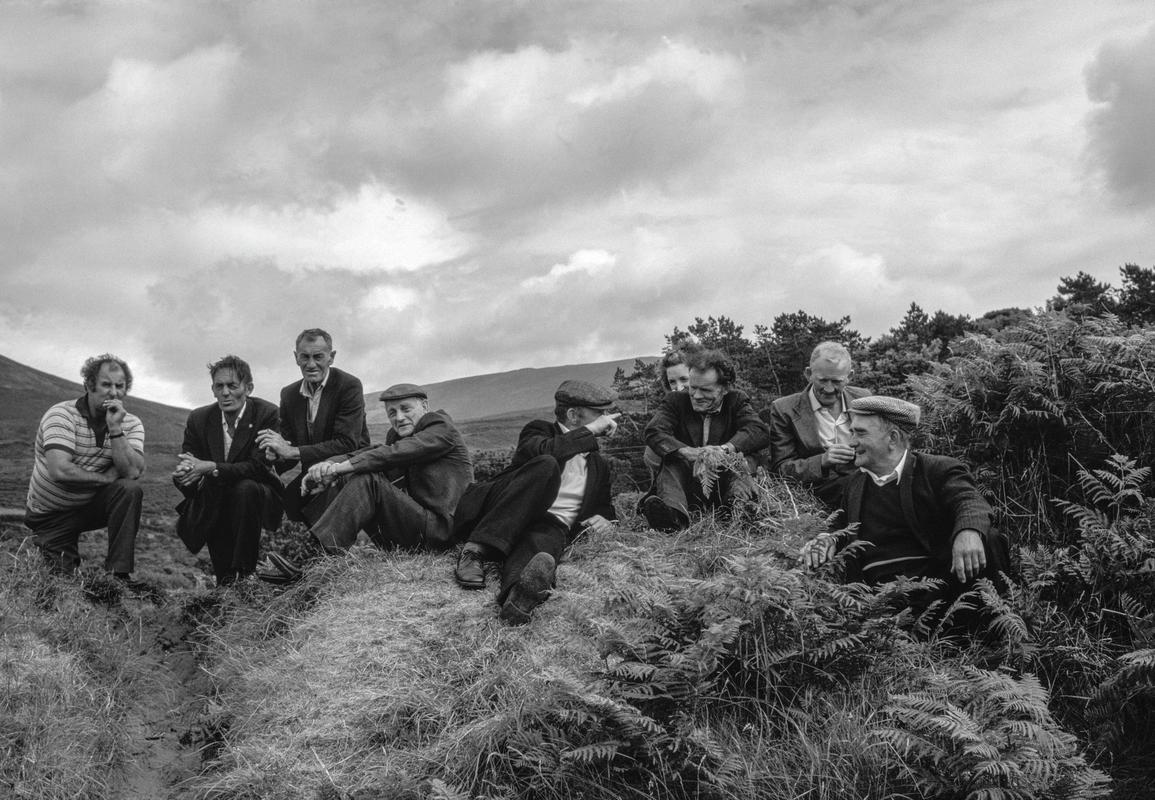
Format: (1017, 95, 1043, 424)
(768, 341, 871, 506)
(803, 395, 1007, 589)
(25, 354, 145, 577)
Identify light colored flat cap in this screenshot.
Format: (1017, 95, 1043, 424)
(379, 383, 428, 402)
(850, 395, 921, 427)
(555, 379, 615, 409)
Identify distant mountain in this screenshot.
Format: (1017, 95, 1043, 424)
(364, 356, 653, 424)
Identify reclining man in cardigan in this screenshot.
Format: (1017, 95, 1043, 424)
(258, 383, 472, 582)
(452, 380, 618, 625)
(802, 395, 1009, 594)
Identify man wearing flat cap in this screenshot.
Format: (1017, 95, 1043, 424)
(452, 379, 619, 624)
(803, 395, 1008, 591)
(258, 384, 472, 580)
(639, 348, 770, 531)
(768, 341, 871, 507)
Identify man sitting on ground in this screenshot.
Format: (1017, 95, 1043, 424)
(258, 384, 472, 582)
(173, 355, 283, 586)
(25, 354, 145, 579)
(640, 349, 770, 531)
(452, 380, 618, 625)
(768, 341, 871, 506)
(802, 396, 1008, 593)
(256, 328, 371, 525)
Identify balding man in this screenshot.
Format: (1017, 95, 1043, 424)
(256, 328, 371, 525)
(803, 396, 1008, 591)
(768, 342, 871, 506)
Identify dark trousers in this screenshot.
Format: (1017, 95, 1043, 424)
(454, 455, 567, 602)
(310, 473, 433, 552)
(25, 478, 142, 574)
(283, 473, 339, 527)
(650, 455, 755, 516)
(212, 480, 281, 581)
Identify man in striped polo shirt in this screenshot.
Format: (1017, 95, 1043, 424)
(25, 354, 146, 576)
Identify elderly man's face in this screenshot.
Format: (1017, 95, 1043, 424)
(805, 358, 851, 409)
(849, 413, 898, 473)
(689, 367, 726, 413)
(212, 368, 252, 419)
(295, 337, 334, 386)
(385, 397, 428, 438)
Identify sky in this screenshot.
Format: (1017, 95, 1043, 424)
(1, 1, 1153, 409)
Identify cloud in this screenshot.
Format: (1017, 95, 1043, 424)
(1085, 25, 1155, 207)
(521, 249, 617, 292)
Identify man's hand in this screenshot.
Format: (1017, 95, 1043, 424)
(173, 453, 213, 488)
(256, 429, 297, 461)
(584, 413, 620, 437)
(677, 446, 702, 463)
(301, 460, 347, 495)
(580, 515, 615, 535)
(103, 398, 127, 429)
(802, 533, 836, 569)
(951, 529, 987, 582)
(821, 443, 856, 468)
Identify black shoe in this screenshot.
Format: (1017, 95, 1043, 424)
(499, 553, 555, 625)
(454, 548, 486, 590)
(641, 495, 686, 532)
(257, 553, 303, 585)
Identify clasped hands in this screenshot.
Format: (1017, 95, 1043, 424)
(301, 459, 350, 496)
(173, 452, 212, 488)
(677, 443, 734, 463)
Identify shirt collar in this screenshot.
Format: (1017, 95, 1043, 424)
(299, 369, 331, 397)
(76, 394, 106, 428)
(222, 400, 247, 427)
(862, 448, 909, 487)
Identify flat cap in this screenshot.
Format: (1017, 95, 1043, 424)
(850, 395, 921, 427)
(379, 383, 428, 402)
(555, 379, 616, 409)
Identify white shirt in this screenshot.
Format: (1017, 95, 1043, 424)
(298, 370, 330, 426)
(862, 448, 909, 487)
(547, 422, 589, 529)
(221, 401, 247, 457)
(808, 387, 852, 449)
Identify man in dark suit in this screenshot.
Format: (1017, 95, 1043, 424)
(296, 383, 474, 554)
(803, 396, 1008, 590)
(452, 380, 619, 625)
(256, 328, 370, 524)
(174, 355, 283, 586)
(639, 349, 770, 531)
(768, 342, 871, 506)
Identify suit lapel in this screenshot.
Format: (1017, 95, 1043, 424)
(791, 391, 821, 451)
(311, 371, 336, 440)
(207, 406, 226, 462)
(899, 452, 931, 553)
(227, 402, 256, 462)
(845, 471, 865, 528)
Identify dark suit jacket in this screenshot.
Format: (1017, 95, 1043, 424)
(512, 419, 615, 532)
(174, 397, 283, 553)
(342, 409, 473, 546)
(840, 451, 993, 573)
(645, 389, 770, 459)
(768, 385, 872, 483)
(277, 367, 371, 470)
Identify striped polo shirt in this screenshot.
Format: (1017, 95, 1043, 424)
(26, 397, 146, 513)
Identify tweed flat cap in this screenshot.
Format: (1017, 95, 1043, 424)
(379, 383, 428, 402)
(555, 379, 616, 409)
(850, 395, 921, 427)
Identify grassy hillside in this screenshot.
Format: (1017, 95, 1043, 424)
(364, 357, 653, 424)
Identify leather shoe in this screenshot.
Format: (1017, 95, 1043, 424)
(641, 495, 687, 532)
(499, 552, 555, 625)
(454, 548, 486, 590)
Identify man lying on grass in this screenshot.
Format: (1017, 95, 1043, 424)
(258, 384, 473, 582)
(452, 380, 618, 625)
(802, 395, 1009, 600)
